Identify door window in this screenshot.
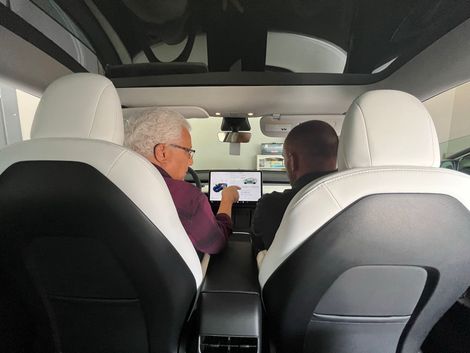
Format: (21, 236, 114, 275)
(458, 155, 470, 175)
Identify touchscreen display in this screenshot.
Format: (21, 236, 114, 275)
(209, 171, 262, 202)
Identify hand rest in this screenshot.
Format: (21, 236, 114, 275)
(202, 237, 260, 294)
(199, 237, 262, 353)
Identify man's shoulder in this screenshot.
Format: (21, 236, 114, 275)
(257, 188, 293, 212)
(166, 178, 203, 201)
(259, 188, 292, 203)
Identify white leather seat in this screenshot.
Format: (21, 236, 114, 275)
(0, 73, 202, 353)
(259, 90, 470, 353)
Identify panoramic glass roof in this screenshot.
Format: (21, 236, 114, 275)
(51, 0, 470, 80)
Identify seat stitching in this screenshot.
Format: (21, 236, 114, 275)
(339, 134, 350, 169)
(323, 184, 342, 209)
(87, 83, 110, 137)
(427, 112, 436, 166)
(355, 102, 373, 166)
(103, 149, 127, 176)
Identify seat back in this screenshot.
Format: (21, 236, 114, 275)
(259, 90, 470, 353)
(0, 74, 202, 353)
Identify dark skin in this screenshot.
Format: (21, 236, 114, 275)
(283, 142, 337, 184)
(282, 121, 338, 184)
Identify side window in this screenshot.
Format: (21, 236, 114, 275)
(424, 81, 470, 161)
(440, 160, 456, 170)
(16, 89, 40, 140)
(0, 81, 40, 147)
(458, 155, 470, 175)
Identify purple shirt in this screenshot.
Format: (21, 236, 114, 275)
(155, 165, 232, 254)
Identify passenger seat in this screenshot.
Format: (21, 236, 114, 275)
(0, 73, 202, 353)
(259, 90, 470, 353)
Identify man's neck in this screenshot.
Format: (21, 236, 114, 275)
(151, 163, 170, 178)
(293, 161, 336, 181)
(292, 169, 336, 187)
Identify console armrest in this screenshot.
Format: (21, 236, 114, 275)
(199, 239, 262, 353)
(202, 239, 259, 294)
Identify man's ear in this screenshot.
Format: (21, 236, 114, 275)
(290, 152, 299, 174)
(154, 144, 167, 163)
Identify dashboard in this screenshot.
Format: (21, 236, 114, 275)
(186, 170, 291, 232)
(187, 170, 291, 195)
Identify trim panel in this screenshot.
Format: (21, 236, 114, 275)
(0, 4, 87, 73)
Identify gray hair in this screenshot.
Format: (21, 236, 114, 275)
(125, 108, 191, 157)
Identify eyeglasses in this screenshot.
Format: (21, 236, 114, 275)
(155, 143, 196, 158)
(169, 144, 196, 158)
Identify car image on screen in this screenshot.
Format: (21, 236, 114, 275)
(243, 177, 257, 185)
(212, 183, 228, 193)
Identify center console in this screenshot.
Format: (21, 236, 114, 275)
(198, 235, 262, 353)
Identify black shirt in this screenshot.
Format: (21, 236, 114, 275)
(252, 170, 335, 249)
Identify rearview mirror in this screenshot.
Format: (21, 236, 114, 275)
(218, 132, 251, 143)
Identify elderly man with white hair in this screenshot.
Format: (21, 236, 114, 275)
(125, 108, 240, 255)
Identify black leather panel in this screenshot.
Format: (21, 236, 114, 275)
(0, 161, 197, 353)
(51, 297, 147, 353)
(0, 269, 36, 353)
(199, 292, 262, 337)
(262, 194, 470, 353)
(314, 265, 427, 316)
(203, 240, 260, 294)
(199, 239, 263, 352)
(29, 237, 138, 298)
(304, 318, 407, 353)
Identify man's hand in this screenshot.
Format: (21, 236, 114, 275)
(221, 185, 241, 204)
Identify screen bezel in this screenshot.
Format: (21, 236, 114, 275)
(208, 170, 263, 204)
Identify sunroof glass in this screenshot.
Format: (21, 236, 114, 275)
(60, 0, 470, 76)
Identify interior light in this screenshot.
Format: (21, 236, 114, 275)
(215, 112, 221, 116)
(248, 113, 254, 116)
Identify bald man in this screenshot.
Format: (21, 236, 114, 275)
(252, 120, 339, 249)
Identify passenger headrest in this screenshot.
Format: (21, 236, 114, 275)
(338, 90, 440, 171)
(31, 73, 123, 144)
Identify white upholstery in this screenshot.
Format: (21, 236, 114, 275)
(259, 89, 470, 288)
(259, 167, 470, 287)
(201, 254, 211, 278)
(31, 73, 124, 144)
(337, 90, 440, 170)
(1, 73, 202, 287)
(0, 139, 203, 287)
(256, 250, 267, 270)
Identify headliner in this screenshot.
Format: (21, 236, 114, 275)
(48, 0, 470, 81)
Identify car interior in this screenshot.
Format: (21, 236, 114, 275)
(1, 1, 470, 353)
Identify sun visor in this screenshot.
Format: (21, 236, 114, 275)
(260, 114, 343, 138)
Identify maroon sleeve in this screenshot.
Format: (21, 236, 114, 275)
(187, 192, 232, 254)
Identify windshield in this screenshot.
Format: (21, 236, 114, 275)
(190, 117, 284, 171)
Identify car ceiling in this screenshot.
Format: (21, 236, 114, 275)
(2, 1, 470, 117)
(117, 18, 470, 116)
(53, 0, 470, 76)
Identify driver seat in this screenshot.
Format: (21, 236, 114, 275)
(259, 90, 470, 353)
(0, 73, 202, 353)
